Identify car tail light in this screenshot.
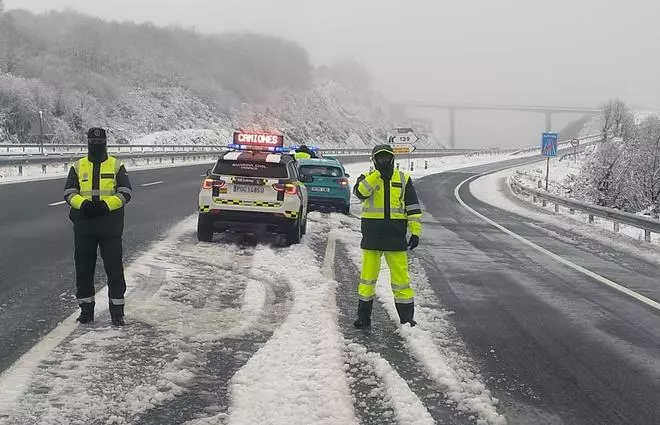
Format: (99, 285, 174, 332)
(336, 178, 349, 186)
(273, 183, 298, 195)
(202, 179, 226, 189)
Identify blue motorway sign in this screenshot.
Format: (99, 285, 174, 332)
(541, 132, 558, 157)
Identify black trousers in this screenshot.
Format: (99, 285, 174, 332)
(74, 230, 127, 305)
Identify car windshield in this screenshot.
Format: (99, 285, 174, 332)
(213, 160, 289, 178)
(300, 165, 342, 177)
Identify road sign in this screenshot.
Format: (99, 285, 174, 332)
(388, 128, 419, 145)
(541, 132, 558, 157)
(570, 139, 580, 147)
(392, 143, 417, 154)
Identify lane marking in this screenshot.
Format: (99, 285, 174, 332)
(321, 231, 337, 280)
(0, 288, 112, 413)
(48, 201, 66, 206)
(140, 181, 163, 187)
(455, 174, 660, 312)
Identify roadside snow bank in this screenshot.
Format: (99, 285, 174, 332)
(470, 169, 660, 260)
(329, 215, 506, 425)
(227, 231, 357, 425)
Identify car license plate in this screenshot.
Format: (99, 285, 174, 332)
(233, 185, 265, 193)
(310, 187, 330, 192)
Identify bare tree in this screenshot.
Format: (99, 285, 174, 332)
(599, 99, 636, 142)
(633, 115, 660, 213)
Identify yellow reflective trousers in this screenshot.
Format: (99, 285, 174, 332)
(358, 249, 414, 304)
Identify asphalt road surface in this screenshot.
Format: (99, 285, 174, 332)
(2, 153, 659, 424)
(415, 160, 660, 424)
(0, 163, 214, 371)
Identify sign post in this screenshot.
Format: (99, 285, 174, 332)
(388, 128, 419, 171)
(570, 138, 580, 162)
(541, 132, 558, 191)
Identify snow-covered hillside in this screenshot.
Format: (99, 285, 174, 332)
(0, 9, 442, 149)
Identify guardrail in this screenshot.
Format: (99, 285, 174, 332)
(0, 143, 481, 167)
(509, 133, 602, 156)
(509, 176, 660, 242)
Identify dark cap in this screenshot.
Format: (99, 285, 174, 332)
(87, 127, 107, 141)
(372, 144, 394, 157)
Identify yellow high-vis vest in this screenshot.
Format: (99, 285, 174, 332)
(68, 157, 125, 211)
(360, 170, 407, 219)
(294, 151, 311, 160)
(357, 170, 422, 236)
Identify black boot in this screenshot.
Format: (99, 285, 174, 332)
(76, 302, 95, 324)
(109, 303, 125, 327)
(353, 300, 373, 329)
(395, 302, 417, 327)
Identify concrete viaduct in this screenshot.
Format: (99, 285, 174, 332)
(392, 102, 601, 148)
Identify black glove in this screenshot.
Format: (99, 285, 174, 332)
(80, 200, 96, 218)
(93, 200, 110, 216)
(407, 235, 419, 250)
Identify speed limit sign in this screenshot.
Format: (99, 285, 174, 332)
(570, 139, 580, 147)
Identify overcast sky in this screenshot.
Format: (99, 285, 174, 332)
(7, 0, 660, 147)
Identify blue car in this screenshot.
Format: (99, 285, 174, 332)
(297, 157, 351, 214)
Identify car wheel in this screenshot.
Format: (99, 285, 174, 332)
(342, 203, 350, 215)
(301, 209, 308, 236)
(285, 218, 302, 246)
(197, 215, 213, 242)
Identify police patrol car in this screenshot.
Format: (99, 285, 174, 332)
(197, 130, 308, 245)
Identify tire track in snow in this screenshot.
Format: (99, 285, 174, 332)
(334, 242, 460, 425)
(321, 211, 504, 424)
(128, 232, 293, 425)
(307, 228, 399, 424)
(2, 221, 291, 425)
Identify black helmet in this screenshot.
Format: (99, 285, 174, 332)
(371, 144, 394, 158)
(87, 127, 107, 143)
(372, 144, 395, 173)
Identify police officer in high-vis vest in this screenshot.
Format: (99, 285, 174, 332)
(63, 128, 132, 326)
(293, 144, 313, 160)
(352, 144, 422, 329)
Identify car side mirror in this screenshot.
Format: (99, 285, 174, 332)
(345, 173, 350, 178)
(205, 168, 211, 177)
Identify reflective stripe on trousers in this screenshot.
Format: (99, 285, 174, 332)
(357, 249, 414, 303)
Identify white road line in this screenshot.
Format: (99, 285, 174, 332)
(48, 201, 66, 206)
(321, 231, 337, 279)
(0, 287, 111, 414)
(455, 174, 660, 312)
(140, 181, 163, 187)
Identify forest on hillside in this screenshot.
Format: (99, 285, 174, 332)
(0, 4, 415, 147)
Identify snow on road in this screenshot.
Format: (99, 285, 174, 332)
(326, 213, 506, 425)
(225, 223, 357, 425)
(0, 148, 527, 424)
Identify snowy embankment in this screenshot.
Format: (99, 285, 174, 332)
(468, 166, 660, 268)
(505, 154, 660, 247)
